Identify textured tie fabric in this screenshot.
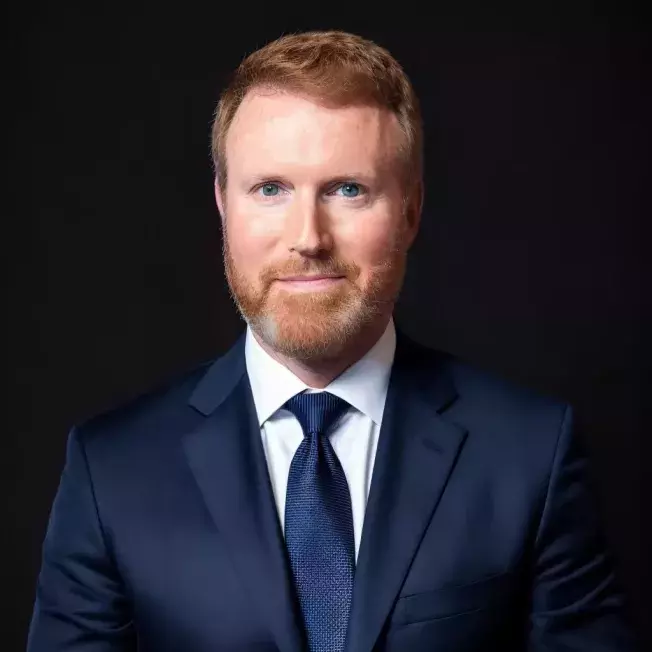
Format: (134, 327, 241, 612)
(283, 391, 355, 652)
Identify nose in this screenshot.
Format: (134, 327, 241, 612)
(284, 196, 333, 256)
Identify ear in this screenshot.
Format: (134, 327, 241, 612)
(404, 180, 423, 248)
(214, 177, 225, 220)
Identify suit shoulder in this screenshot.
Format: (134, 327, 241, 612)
(72, 348, 232, 449)
(404, 339, 572, 473)
(450, 356, 566, 414)
(406, 336, 569, 420)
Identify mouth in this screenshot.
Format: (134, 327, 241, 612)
(276, 275, 346, 290)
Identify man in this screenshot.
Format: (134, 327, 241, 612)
(28, 30, 638, 651)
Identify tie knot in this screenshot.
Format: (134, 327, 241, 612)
(284, 391, 350, 437)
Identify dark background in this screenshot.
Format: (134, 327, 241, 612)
(6, 2, 650, 650)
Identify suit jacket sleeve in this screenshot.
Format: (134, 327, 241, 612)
(528, 405, 640, 651)
(27, 428, 136, 651)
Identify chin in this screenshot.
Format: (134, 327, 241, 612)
(231, 270, 397, 361)
(254, 303, 369, 361)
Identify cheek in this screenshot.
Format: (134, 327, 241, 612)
(226, 207, 278, 268)
(336, 217, 402, 268)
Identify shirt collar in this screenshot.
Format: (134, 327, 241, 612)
(245, 318, 396, 427)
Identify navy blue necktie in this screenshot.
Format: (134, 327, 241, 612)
(284, 391, 355, 652)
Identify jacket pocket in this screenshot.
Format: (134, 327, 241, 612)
(390, 572, 514, 627)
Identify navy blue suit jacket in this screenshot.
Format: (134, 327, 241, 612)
(28, 329, 638, 651)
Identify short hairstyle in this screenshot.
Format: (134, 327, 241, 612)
(211, 30, 423, 195)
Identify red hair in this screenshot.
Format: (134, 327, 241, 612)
(211, 30, 423, 195)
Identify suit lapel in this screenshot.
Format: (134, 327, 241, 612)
(183, 336, 304, 652)
(181, 329, 467, 652)
(345, 332, 468, 652)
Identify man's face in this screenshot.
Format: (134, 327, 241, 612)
(217, 90, 421, 360)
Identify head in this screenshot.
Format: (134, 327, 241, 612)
(212, 30, 424, 361)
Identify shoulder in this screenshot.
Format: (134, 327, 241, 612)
(400, 332, 570, 438)
(72, 362, 208, 455)
(400, 334, 576, 495)
(72, 337, 244, 456)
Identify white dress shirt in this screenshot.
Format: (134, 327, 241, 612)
(244, 318, 396, 561)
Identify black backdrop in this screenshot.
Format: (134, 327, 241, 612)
(7, 3, 651, 650)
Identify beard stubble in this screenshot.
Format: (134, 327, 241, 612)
(222, 227, 408, 361)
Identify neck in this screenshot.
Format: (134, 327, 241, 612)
(253, 316, 392, 389)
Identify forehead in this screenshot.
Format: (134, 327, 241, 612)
(225, 91, 403, 177)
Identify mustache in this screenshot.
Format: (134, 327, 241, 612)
(259, 257, 360, 285)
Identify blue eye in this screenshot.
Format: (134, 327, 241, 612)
(260, 183, 280, 197)
(339, 183, 361, 198)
